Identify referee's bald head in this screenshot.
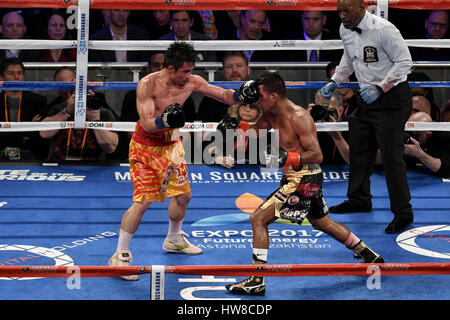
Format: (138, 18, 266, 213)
(337, 0, 366, 29)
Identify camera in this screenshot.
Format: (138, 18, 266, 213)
(86, 91, 101, 110)
(403, 131, 419, 144)
(310, 103, 338, 122)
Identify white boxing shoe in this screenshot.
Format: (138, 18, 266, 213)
(108, 249, 139, 281)
(163, 231, 202, 255)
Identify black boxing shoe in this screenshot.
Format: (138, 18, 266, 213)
(329, 200, 372, 214)
(385, 215, 413, 234)
(352, 241, 384, 263)
(225, 276, 265, 296)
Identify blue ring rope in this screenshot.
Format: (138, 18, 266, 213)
(0, 81, 449, 91)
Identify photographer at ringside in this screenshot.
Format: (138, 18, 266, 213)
(309, 89, 360, 165)
(39, 67, 118, 162)
(404, 111, 450, 179)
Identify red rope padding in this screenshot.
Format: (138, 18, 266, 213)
(0, 0, 449, 10)
(0, 263, 449, 278)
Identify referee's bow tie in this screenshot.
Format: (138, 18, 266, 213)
(351, 27, 362, 34)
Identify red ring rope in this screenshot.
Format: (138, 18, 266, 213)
(0, 0, 449, 10)
(0, 263, 449, 278)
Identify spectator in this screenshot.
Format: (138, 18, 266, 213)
(199, 10, 255, 41)
(412, 95, 432, 115)
(28, 11, 76, 62)
(320, 108, 450, 179)
(198, 10, 243, 40)
(89, 9, 111, 35)
(46, 67, 120, 117)
(325, 61, 358, 117)
(313, 88, 329, 106)
(116, 51, 197, 161)
(150, 10, 171, 39)
(46, 66, 76, 109)
(47, 67, 118, 120)
(320, 94, 436, 167)
(197, 51, 251, 123)
(285, 11, 342, 62)
(409, 10, 450, 61)
(126, 10, 170, 40)
(0, 58, 48, 160)
(443, 99, 450, 122)
(89, 9, 150, 62)
(39, 67, 118, 162)
(407, 72, 441, 121)
(219, 10, 279, 62)
(424, 10, 449, 40)
(404, 111, 450, 178)
(207, 102, 262, 168)
(209, 10, 240, 40)
(310, 90, 349, 165)
(0, 11, 31, 61)
(198, 10, 218, 40)
(159, 11, 215, 62)
(408, 72, 436, 99)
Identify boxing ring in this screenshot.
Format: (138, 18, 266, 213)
(0, 164, 449, 301)
(0, 0, 450, 304)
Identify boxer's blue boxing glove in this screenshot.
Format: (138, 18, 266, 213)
(155, 103, 185, 129)
(320, 81, 338, 99)
(360, 85, 381, 104)
(233, 80, 260, 104)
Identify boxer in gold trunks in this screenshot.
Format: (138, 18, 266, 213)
(226, 72, 384, 295)
(109, 42, 258, 280)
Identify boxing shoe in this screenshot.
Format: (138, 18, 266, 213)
(225, 276, 266, 296)
(385, 215, 413, 234)
(163, 231, 202, 255)
(329, 200, 372, 214)
(108, 249, 139, 281)
(350, 240, 384, 263)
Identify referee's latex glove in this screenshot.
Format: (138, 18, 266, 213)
(360, 85, 381, 104)
(319, 81, 338, 99)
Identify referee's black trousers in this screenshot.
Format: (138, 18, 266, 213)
(347, 81, 413, 218)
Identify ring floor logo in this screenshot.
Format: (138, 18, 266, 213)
(397, 225, 450, 259)
(0, 245, 74, 280)
(189, 228, 329, 251)
(0, 231, 116, 280)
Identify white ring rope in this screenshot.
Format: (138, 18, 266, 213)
(0, 39, 449, 51)
(0, 27, 447, 134)
(1, 121, 450, 133)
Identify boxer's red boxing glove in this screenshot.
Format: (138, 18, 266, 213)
(279, 151, 302, 168)
(155, 103, 185, 129)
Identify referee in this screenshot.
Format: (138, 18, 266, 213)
(320, 0, 414, 234)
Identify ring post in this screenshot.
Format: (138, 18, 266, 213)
(377, 0, 389, 19)
(74, 0, 90, 129)
(151, 265, 165, 300)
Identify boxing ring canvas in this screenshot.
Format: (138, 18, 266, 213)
(0, 163, 449, 300)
